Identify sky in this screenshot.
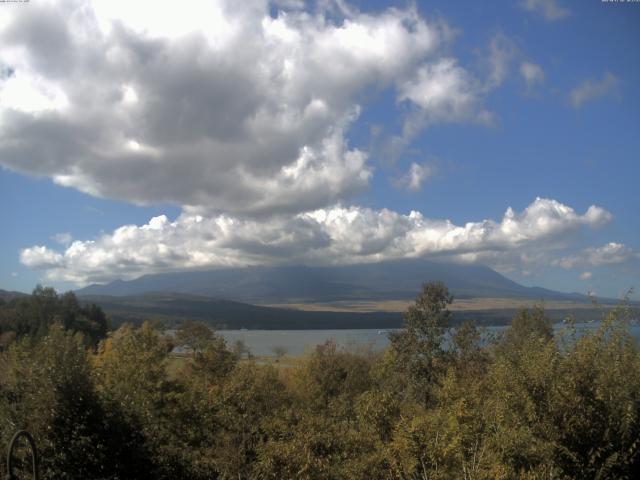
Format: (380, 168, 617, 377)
(0, 0, 638, 299)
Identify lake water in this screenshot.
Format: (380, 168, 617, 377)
(215, 323, 640, 357)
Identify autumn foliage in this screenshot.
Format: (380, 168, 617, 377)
(1, 283, 639, 479)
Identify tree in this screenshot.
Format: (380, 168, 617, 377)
(0, 325, 143, 480)
(271, 345, 288, 362)
(291, 339, 373, 413)
(175, 320, 214, 357)
(0, 287, 108, 347)
(501, 304, 553, 350)
(92, 322, 177, 478)
(232, 339, 251, 359)
(451, 320, 488, 380)
(388, 281, 453, 406)
(213, 363, 288, 479)
(189, 335, 237, 387)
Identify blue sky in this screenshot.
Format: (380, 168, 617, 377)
(0, 0, 638, 299)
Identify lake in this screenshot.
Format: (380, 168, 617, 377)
(214, 322, 640, 357)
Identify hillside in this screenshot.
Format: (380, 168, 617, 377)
(0, 288, 28, 302)
(76, 260, 589, 304)
(79, 292, 403, 330)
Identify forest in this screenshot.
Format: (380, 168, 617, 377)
(0, 283, 639, 479)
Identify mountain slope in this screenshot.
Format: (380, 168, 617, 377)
(79, 292, 403, 330)
(0, 289, 29, 302)
(76, 260, 588, 303)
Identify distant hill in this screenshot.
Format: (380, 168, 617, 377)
(0, 288, 29, 302)
(77, 260, 589, 304)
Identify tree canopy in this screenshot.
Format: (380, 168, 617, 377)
(1, 282, 639, 479)
(0, 286, 108, 349)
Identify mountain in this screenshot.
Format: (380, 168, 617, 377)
(76, 260, 589, 304)
(0, 288, 29, 302)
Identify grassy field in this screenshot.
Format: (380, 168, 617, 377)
(264, 297, 611, 313)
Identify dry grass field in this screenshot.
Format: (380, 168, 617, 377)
(265, 297, 610, 313)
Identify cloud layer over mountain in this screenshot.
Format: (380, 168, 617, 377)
(20, 198, 611, 284)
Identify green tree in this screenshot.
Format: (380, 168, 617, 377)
(451, 321, 489, 381)
(213, 362, 288, 479)
(189, 334, 237, 387)
(0, 287, 108, 347)
(548, 306, 640, 478)
(389, 281, 453, 406)
(506, 304, 552, 341)
(175, 320, 214, 357)
(232, 339, 251, 359)
(0, 325, 145, 480)
(291, 339, 373, 414)
(482, 303, 640, 478)
(92, 322, 185, 479)
(255, 341, 377, 479)
(271, 344, 288, 362)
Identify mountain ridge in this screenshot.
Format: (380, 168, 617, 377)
(76, 260, 590, 304)
(0, 288, 29, 302)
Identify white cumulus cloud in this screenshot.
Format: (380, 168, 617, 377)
(393, 162, 435, 192)
(398, 59, 489, 125)
(20, 246, 64, 270)
(519, 0, 570, 22)
(569, 72, 618, 108)
(0, 0, 493, 216)
(20, 198, 612, 285)
(520, 61, 545, 89)
(580, 271, 592, 281)
(553, 242, 638, 269)
(386, 32, 516, 162)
